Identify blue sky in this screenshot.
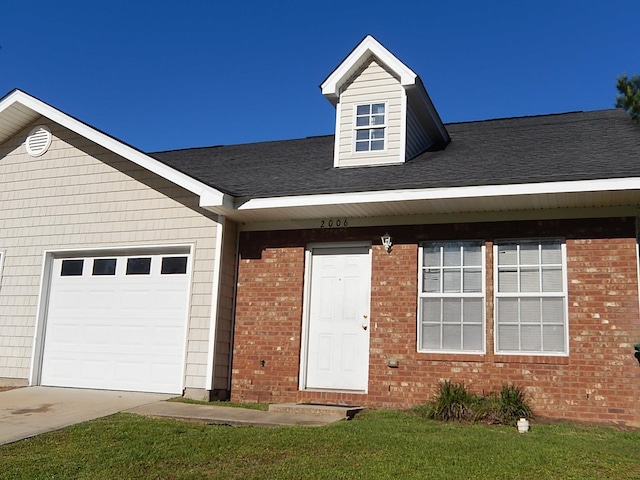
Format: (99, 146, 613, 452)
(2, 1, 638, 152)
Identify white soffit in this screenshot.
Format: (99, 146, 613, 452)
(201, 177, 640, 223)
(321, 35, 417, 101)
(0, 90, 227, 206)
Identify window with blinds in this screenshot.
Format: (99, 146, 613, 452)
(495, 239, 567, 354)
(418, 241, 485, 353)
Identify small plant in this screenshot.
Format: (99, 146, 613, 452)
(415, 381, 534, 426)
(428, 380, 478, 422)
(498, 383, 534, 426)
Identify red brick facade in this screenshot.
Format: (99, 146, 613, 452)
(231, 217, 640, 426)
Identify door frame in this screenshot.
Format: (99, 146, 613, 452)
(298, 242, 372, 392)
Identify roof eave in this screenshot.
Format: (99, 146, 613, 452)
(0, 89, 227, 208)
(209, 178, 640, 224)
(320, 35, 417, 102)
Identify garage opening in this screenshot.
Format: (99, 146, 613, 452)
(39, 249, 191, 394)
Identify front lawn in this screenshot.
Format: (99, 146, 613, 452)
(0, 410, 638, 479)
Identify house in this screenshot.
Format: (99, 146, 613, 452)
(1, 36, 640, 426)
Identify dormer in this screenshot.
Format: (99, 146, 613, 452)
(321, 35, 450, 168)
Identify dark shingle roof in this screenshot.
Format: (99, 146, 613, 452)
(150, 109, 640, 199)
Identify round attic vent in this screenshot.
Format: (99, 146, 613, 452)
(26, 126, 52, 157)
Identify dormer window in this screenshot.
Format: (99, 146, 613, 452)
(355, 103, 386, 152)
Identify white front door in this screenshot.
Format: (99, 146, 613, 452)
(304, 245, 371, 391)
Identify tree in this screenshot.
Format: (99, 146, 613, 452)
(615, 73, 640, 123)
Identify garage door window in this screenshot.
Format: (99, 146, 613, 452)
(61, 259, 84, 276)
(161, 256, 188, 274)
(92, 258, 116, 276)
(126, 257, 151, 275)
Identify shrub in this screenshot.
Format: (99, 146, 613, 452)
(415, 381, 534, 426)
(498, 383, 534, 426)
(427, 380, 478, 422)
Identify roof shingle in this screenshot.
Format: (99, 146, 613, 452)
(150, 109, 640, 199)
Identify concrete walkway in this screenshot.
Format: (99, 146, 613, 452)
(0, 387, 344, 445)
(0, 387, 170, 445)
(129, 401, 342, 427)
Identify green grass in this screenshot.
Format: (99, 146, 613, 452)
(1, 410, 639, 479)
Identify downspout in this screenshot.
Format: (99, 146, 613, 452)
(226, 225, 241, 393)
(205, 215, 226, 392)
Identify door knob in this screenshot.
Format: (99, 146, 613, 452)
(362, 324, 368, 330)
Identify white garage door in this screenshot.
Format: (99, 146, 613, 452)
(40, 252, 191, 394)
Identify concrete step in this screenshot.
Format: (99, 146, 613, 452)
(268, 403, 364, 420)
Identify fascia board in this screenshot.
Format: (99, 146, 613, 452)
(0, 90, 226, 205)
(236, 177, 640, 211)
(321, 35, 417, 99)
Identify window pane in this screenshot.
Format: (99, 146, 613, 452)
(497, 244, 517, 265)
(541, 298, 564, 323)
(443, 244, 461, 266)
(161, 256, 188, 275)
(463, 325, 482, 350)
(423, 246, 440, 267)
(463, 245, 482, 266)
(355, 142, 368, 151)
(519, 243, 539, 265)
(370, 140, 384, 150)
(356, 105, 370, 115)
(356, 130, 369, 140)
(372, 128, 385, 139)
(542, 267, 563, 292)
(372, 115, 385, 125)
(61, 259, 83, 276)
(520, 267, 540, 292)
(498, 268, 518, 292)
(543, 325, 565, 352)
(423, 269, 440, 293)
(462, 298, 483, 324)
(442, 324, 461, 350)
(520, 297, 541, 323)
(443, 270, 461, 292)
(421, 324, 441, 349)
(497, 298, 518, 323)
(356, 117, 369, 126)
(443, 298, 461, 322)
(521, 325, 542, 351)
(463, 268, 482, 292)
(372, 103, 385, 114)
(92, 258, 116, 276)
(422, 298, 441, 323)
(126, 257, 151, 275)
(498, 325, 519, 351)
(541, 242, 562, 264)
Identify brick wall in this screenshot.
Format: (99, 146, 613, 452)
(231, 218, 640, 426)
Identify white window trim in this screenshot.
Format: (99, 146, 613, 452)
(0, 250, 4, 296)
(493, 239, 569, 356)
(352, 102, 388, 154)
(417, 241, 486, 354)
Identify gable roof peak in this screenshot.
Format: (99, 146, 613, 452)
(320, 35, 417, 104)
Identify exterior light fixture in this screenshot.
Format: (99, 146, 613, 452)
(381, 232, 393, 253)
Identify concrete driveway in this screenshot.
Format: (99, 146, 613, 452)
(0, 386, 171, 445)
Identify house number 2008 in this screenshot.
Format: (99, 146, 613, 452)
(320, 219, 349, 228)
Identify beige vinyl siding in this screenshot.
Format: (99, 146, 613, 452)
(336, 57, 404, 167)
(0, 118, 222, 391)
(406, 105, 433, 159)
